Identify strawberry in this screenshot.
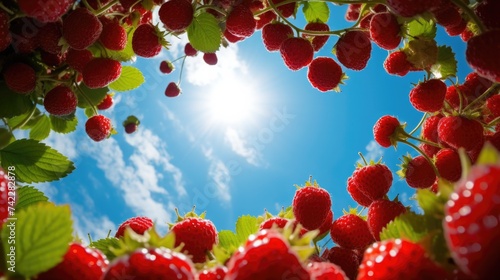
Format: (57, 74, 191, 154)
(97, 94, 114, 110)
(9, 17, 39, 54)
(445, 18, 467, 37)
(409, 79, 447, 112)
(307, 261, 348, 280)
(420, 143, 440, 158)
(317, 210, 333, 237)
(347, 175, 373, 207)
(373, 115, 401, 148)
(102, 247, 196, 280)
(63, 8, 103, 50)
(303, 22, 330, 52)
(358, 239, 448, 280)
(370, 12, 401, 50)
(280, 37, 314, 71)
(255, 10, 276, 30)
(0, 10, 11, 52)
(384, 51, 412, 76)
(352, 163, 393, 201)
(432, 6, 461, 28)
(203, 53, 218, 65)
(2, 62, 36, 94)
(435, 148, 462, 182)
(401, 155, 436, 189)
(160, 61, 174, 74)
(330, 214, 375, 251)
(460, 28, 474, 42)
(367, 199, 406, 240)
(335, 31, 371, 70)
(99, 20, 127, 51)
(307, 57, 343, 92)
(462, 72, 493, 103)
(444, 85, 467, 110)
(125, 123, 138, 134)
(132, 24, 162, 58)
(0, 168, 14, 226)
(38, 22, 63, 54)
(165, 82, 181, 97)
(322, 246, 360, 280)
(226, 230, 310, 280)
(85, 115, 112, 142)
(198, 266, 227, 280)
(437, 116, 484, 151)
(115, 216, 153, 238)
(66, 48, 94, 73)
(466, 30, 500, 83)
(259, 216, 290, 230)
(443, 165, 500, 279)
(269, 0, 296, 18)
(421, 115, 442, 142)
(226, 4, 256, 38)
(171, 215, 218, 263)
(44, 85, 78, 116)
(17, 0, 74, 22)
(386, 0, 436, 18)
(37, 243, 108, 280)
(83, 58, 122, 89)
(261, 22, 293, 52)
(485, 94, 500, 120)
(292, 181, 332, 230)
(159, 0, 194, 32)
(345, 4, 361, 21)
(184, 43, 198, 56)
(475, 0, 500, 30)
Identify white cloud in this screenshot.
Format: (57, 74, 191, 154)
(357, 140, 384, 164)
(224, 127, 261, 166)
(203, 147, 231, 202)
(43, 131, 78, 160)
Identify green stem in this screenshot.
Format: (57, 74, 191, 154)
(0, 2, 14, 14)
(172, 55, 186, 64)
(196, 5, 227, 17)
(81, 0, 94, 11)
(95, 0, 120, 16)
(401, 140, 441, 178)
(463, 83, 499, 112)
(74, 82, 99, 116)
(449, 0, 487, 33)
(406, 133, 441, 148)
(12, 105, 37, 131)
(409, 113, 428, 136)
(358, 152, 368, 165)
(177, 56, 188, 85)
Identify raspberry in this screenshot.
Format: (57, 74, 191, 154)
(432, 6, 461, 28)
(307, 57, 343, 92)
(367, 199, 406, 240)
(373, 115, 400, 148)
(370, 12, 401, 50)
(132, 24, 162, 58)
(85, 115, 112, 142)
(330, 214, 375, 251)
(435, 148, 462, 183)
(0, 11, 10, 52)
(307, 262, 348, 280)
(184, 43, 198, 56)
(66, 49, 94, 73)
(322, 246, 360, 280)
(445, 85, 467, 110)
(203, 53, 218, 65)
(165, 82, 181, 97)
(303, 22, 330, 52)
(280, 37, 314, 71)
(262, 22, 293, 52)
(475, 0, 500, 30)
(44, 85, 78, 116)
(124, 123, 138, 134)
(386, 0, 436, 18)
(99, 20, 127, 51)
(269, 0, 296, 18)
(345, 4, 361, 21)
(347, 175, 373, 207)
(83, 58, 122, 89)
(38, 22, 63, 54)
(421, 115, 441, 142)
(335, 30, 371, 70)
(226, 4, 256, 38)
(403, 155, 436, 189)
(445, 19, 467, 36)
(255, 10, 276, 30)
(3, 63, 36, 94)
(115, 216, 153, 238)
(352, 163, 392, 201)
(438, 116, 484, 152)
(409, 79, 447, 112)
(17, 0, 74, 23)
(97, 94, 113, 110)
(384, 51, 412, 76)
(63, 8, 103, 50)
(224, 29, 244, 43)
(466, 30, 500, 83)
(159, 61, 174, 74)
(159, 0, 194, 32)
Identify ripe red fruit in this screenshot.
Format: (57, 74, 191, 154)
(44, 85, 78, 116)
(0, 168, 14, 226)
(255, 10, 276, 30)
(335, 31, 372, 70)
(421, 115, 441, 142)
(100, 20, 127, 51)
(115, 216, 153, 238)
(307, 262, 348, 280)
(435, 148, 462, 182)
(124, 123, 138, 134)
(280, 37, 314, 71)
(307, 57, 343, 92)
(322, 246, 360, 280)
(66, 49, 94, 73)
(83, 58, 122, 89)
(345, 4, 361, 21)
(373, 115, 400, 148)
(370, 12, 401, 50)
(3, 63, 36, 94)
(198, 266, 227, 280)
(462, 72, 493, 103)
(132, 24, 162, 58)
(85, 115, 112, 142)
(444, 165, 500, 279)
(102, 247, 196, 280)
(269, 0, 296, 18)
(97, 94, 113, 110)
(0, 11, 11, 52)
(226, 230, 310, 280)
(38, 22, 63, 54)
(384, 51, 412, 76)
(165, 82, 181, 97)
(159, 0, 194, 32)
(226, 4, 256, 38)
(386, 0, 435, 18)
(160, 61, 174, 74)
(17, 0, 74, 22)
(403, 155, 436, 189)
(433, 6, 461, 28)
(330, 214, 375, 250)
(303, 22, 330, 52)
(259, 217, 290, 230)
(63, 8, 102, 50)
(224, 29, 244, 43)
(37, 243, 108, 280)
(171, 217, 218, 263)
(466, 30, 500, 83)
(486, 94, 500, 120)
(437, 116, 484, 151)
(292, 182, 332, 230)
(475, 0, 500, 30)
(261, 22, 293, 52)
(352, 164, 393, 201)
(9, 17, 39, 54)
(367, 199, 406, 240)
(347, 175, 373, 207)
(409, 79, 447, 112)
(203, 53, 218, 65)
(184, 43, 198, 56)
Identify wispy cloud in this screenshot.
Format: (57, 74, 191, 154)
(43, 131, 78, 160)
(203, 147, 231, 202)
(224, 128, 261, 166)
(357, 140, 384, 164)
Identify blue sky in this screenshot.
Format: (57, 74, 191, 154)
(21, 6, 473, 242)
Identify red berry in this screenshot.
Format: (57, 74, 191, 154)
(17, 0, 74, 23)
(44, 85, 78, 116)
(226, 4, 256, 38)
(269, 0, 296, 18)
(259, 217, 290, 230)
(373, 115, 400, 148)
(83, 58, 122, 89)
(462, 72, 493, 103)
(165, 82, 181, 97)
(255, 10, 276, 30)
(486, 95, 500, 120)
(203, 53, 218, 65)
(433, 6, 461, 28)
(370, 12, 401, 50)
(66, 49, 93, 73)
(63, 8, 102, 50)
(367, 199, 406, 240)
(184, 43, 198, 56)
(335, 31, 372, 70)
(345, 4, 361, 21)
(435, 148, 462, 182)
(198, 266, 227, 280)
(100, 20, 127, 51)
(409, 79, 447, 112)
(85, 115, 112, 142)
(307, 261, 348, 280)
(322, 247, 360, 280)
(445, 18, 467, 37)
(384, 51, 412, 76)
(466, 30, 500, 83)
(159, 0, 194, 32)
(303, 22, 330, 52)
(438, 116, 484, 151)
(347, 175, 373, 207)
(97, 94, 114, 110)
(261, 22, 293, 52)
(0, 11, 11, 52)
(3, 63, 36, 94)
(421, 115, 441, 142)
(307, 57, 343, 92)
(115, 216, 153, 238)
(445, 85, 467, 110)
(330, 214, 375, 250)
(171, 217, 218, 263)
(404, 155, 436, 189)
(224, 29, 244, 43)
(0, 168, 14, 226)
(132, 24, 162, 58)
(292, 182, 332, 230)
(38, 22, 63, 54)
(160, 61, 174, 74)
(280, 37, 314, 71)
(352, 164, 393, 201)
(386, 0, 436, 17)
(124, 123, 138, 134)
(475, 0, 500, 30)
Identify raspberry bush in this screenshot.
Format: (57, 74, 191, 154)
(0, 0, 499, 279)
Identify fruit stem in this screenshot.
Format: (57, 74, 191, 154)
(409, 113, 428, 136)
(486, 116, 500, 128)
(358, 152, 368, 165)
(177, 56, 187, 85)
(463, 83, 499, 112)
(401, 139, 441, 178)
(95, 0, 120, 16)
(0, 2, 14, 14)
(449, 0, 487, 34)
(74, 82, 99, 116)
(81, 0, 94, 11)
(11, 104, 37, 131)
(406, 134, 441, 148)
(196, 5, 228, 17)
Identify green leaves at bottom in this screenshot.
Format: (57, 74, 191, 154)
(15, 186, 49, 212)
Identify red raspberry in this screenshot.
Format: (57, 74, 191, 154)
(159, 0, 194, 32)
(435, 148, 462, 183)
(262, 22, 293, 52)
(433, 6, 461, 28)
(445, 18, 467, 36)
(132, 24, 163, 58)
(373, 115, 401, 148)
(386, 0, 436, 18)
(83, 58, 122, 89)
(292, 182, 332, 230)
(184, 43, 198, 56)
(3, 63, 36, 94)
(445, 85, 467, 110)
(486, 95, 500, 120)
(307, 57, 343, 92)
(330, 214, 375, 251)
(352, 163, 392, 201)
(280, 37, 314, 71)
(370, 12, 401, 50)
(307, 262, 348, 280)
(303, 22, 330, 52)
(475, 0, 500, 30)
(0, 11, 11, 52)
(198, 266, 227, 280)
(44, 85, 78, 116)
(335, 31, 371, 70)
(367, 199, 406, 241)
(115, 216, 153, 238)
(17, 0, 74, 23)
(359, 13, 374, 29)
(259, 216, 290, 230)
(345, 4, 361, 21)
(347, 175, 373, 207)
(384, 51, 412, 76)
(438, 116, 484, 151)
(38, 22, 63, 54)
(124, 123, 138, 134)
(165, 82, 181, 97)
(97, 94, 113, 110)
(462, 72, 493, 102)
(403, 155, 436, 189)
(255, 10, 276, 30)
(171, 217, 218, 263)
(203, 53, 218, 65)
(224, 29, 244, 43)
(461, 28, 474, 42)
(226, 4, 256, 38)
(159, 61, 174, 74)
(63, 8, 102, 50)
(66, 49, 94, 73)
(9, 18, 39, 54)
(421, 115, 441, 142)
(420, 143, 440, 158)
(99, 20, 127, 51)
(322, 246, 360, 280)
(85, 115, 112, 142)
(269, 0, 296, 18)
(409, 79, 447, 112)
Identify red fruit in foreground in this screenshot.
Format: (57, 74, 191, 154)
(165, 82, 181, 97)
(100, 20, 127, 51)
(373, 115, 400, 148)
(63, 8, 102, 50)
(115, 216, 153, 238)
(226, 4, 256, 38)
(198, 266, 227, 280)
(66, 49, 94, 73)
(0, 168, 13, 226)
(347, 175, 373, 207)
(367, 199, 406, 240)
(3, 63, 36, 94)
(307, 57, 343, 92)
(259, 216, 290, 230)
(97, 94, 113, 110)
(409, 79, 447, 112)
(103, 247, 195, 280)
(44, 85, 78, 116)
(307, 261, 348, 280)
(159, 0, 194, 32)
(370, 12, 401, 50)
(444, 165, 500, 279)
(132, 24, 162, 58)
(226, 230, 310, 280)
(404, 155, 436, 189)
(335, 30, 372, 70)
(330, 214, 375, 250)
(280, 37, 314, 71)
(262, 22, 293, 52)
(292, 182, 332, 230)
(475, 0, 500, 30)
(466, 30, 500, 83)
(437, 116, 484, 151)
(0, 11, 11, 52)
(352, 164, 393, 201)
(171, 217, 218, 263)
(323, 246, 360, 280)
(17, 0, 74, 22)
(85, 115, 112, 142)
(303, 22, 330, 52)
(384, 51, 412, 76)
(83, 58, 122, 89)
(435, 148, 462, 182)
(203, 53, 218, 65)
(37, 243, 108, 280)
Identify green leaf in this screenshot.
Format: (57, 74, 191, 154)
(89, 237, 120, 261)
(380, 212, 433, 242)
(50, 115, 78, 134)
(430, 45, 457, 79)
(218, 230, 240, 251)
(84, 108, 95, 118)
(476, 142, 500, 165)
(187, 12, 222, 53)
(109, 66, 145, 92)
(1, 203, 73, 278)
(0, 139, 75, 183)
(302, 2, 329, 23)
(76, 84, 108, 108)
(235, 215, 259, 243)
(29, 115, 51, 141)
(416, 189, 445, 218)
(15, 186, 49, 211)
(0, 83, 33, 118)
(6, 108, 41, 130)
(406, 18, 436, 40)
